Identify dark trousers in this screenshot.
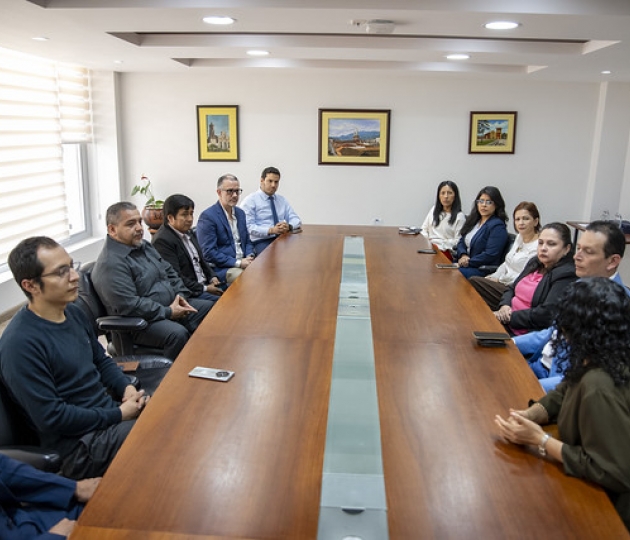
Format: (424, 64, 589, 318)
(468, 276, 509, 312)
(133, 297, 214, 360)
(61, 419, 136, 479)
(253, 236, 276, 255)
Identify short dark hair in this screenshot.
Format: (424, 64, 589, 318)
(585, 220, 626, 258)
(541, 222, 572, 248)
(8, 236, 60, 300)
(512, 201, 541, 233)
(217, 174, 238, 189)
(163, 194, 195, 224)
(261, 166, 280, 180)
(106, 202, 137, 226)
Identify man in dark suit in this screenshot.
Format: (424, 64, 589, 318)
(197, 174, 255, 284)
(153, 194, 224, 301)
(0, 453, 100, 538)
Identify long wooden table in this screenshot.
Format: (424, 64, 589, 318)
(72, 226, 628, 539)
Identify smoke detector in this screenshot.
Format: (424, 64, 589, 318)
(350, 19, 396, 34)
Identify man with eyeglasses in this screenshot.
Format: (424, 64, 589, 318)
(197, 174, 255, 284)
(152, 194, 224, 301)
(240, 166, 302, 254)
(0, 236, 149, 479)
(92, 202, 215, 361)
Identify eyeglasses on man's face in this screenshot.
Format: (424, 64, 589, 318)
(40, 261, 82, 279)
(476, 199, 495, 206)
(222, 188, 243, 195)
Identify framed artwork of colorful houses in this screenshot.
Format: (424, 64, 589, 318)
(469, 111, 517, 154)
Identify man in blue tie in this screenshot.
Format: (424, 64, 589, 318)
(240, 166, 302, 254)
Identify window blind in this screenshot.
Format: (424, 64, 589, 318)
(0, 47, 92, 265)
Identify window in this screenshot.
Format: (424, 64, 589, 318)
(0, 47, 92, 267)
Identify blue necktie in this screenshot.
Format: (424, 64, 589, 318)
(269, 195, 279, 225)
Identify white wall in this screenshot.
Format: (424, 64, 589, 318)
(3, 70, 630, 315)
(117, 70, 618, 231)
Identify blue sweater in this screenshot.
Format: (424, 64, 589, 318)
(0, 305, 128, 458)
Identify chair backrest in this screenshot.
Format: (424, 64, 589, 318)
(503, 233, 517, 262)
(0, 373, 39, 447)
(75, 261, 108, 336)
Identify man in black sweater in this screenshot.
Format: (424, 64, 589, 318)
(0, 236, 149, 479)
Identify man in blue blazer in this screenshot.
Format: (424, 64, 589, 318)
(197, 174, 255, 284)
(0, 453, 99, 538)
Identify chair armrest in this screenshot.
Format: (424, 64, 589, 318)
(478, 265, 498, 273)
(96, 316, 148, 333)
(0, 447, 61, 472)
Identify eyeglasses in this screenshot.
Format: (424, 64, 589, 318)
(222, 189, 243, 195)
(40, 261, 81, 279)
(476, 199, 495, 206)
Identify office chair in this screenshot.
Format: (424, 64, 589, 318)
(0, 375, 61, 472)
(75, 263, 172, 395)
(479, 232, 517, 274)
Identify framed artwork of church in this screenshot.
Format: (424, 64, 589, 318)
(196, 105, 239, 161)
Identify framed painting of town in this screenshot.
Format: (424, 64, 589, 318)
(197, 105, 239, 161)
(469, 111, 517, 154)
(319, 109, 390, 166)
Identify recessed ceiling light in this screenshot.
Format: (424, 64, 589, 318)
(203, 16, 236, 25)
(32, 36, 49, 41)
(247, 50, 270, 57)
(601, 70, 612, 75)
(113, 60, 124, 64)
(485, 21, 520, 30)
(446, 54, 470, 60)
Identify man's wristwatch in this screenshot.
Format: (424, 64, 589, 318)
(538, 433, 550, 456)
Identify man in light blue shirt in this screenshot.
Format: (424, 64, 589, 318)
(240, 166, 301, 254)
(516, 220, 628, 391)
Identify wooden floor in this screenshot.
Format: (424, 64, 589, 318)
(72, 225, 628, 539)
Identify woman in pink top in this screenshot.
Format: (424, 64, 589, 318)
(495, 222, 576, 334)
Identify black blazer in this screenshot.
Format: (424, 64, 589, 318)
(499, 254, 577, 331)
(152, 224, 217, 297)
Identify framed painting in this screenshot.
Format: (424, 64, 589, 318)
(319, 109, 390, 166)
(469, 111, 517, 154)
(196, 105, 239, 161)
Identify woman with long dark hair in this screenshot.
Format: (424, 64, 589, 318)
(495, 222, 576, 334)
(420, 180, 465, 253)
(495, 278, 630, 531)
(455, 186, 509, 279)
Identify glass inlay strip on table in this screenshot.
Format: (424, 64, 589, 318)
(318, 236, 389, 540)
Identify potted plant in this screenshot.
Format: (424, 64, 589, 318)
(131, 175, 164, 233)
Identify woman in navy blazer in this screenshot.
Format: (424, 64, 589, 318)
(456, 186, 509, 279)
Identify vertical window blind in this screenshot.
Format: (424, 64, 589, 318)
(0, 47, 92, 266)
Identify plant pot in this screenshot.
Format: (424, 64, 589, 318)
(142, 205, 164, 234)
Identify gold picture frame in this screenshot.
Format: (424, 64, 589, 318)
(469, 111, 517, 154)
(318, 109, 390, 166)
(196, 105, 239, 162)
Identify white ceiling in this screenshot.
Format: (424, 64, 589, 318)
(1, 0, 629, 82)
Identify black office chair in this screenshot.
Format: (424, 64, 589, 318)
(479, 232, 517, 274)
(0, 375, 61, 472)
(75, 262, 172, 395)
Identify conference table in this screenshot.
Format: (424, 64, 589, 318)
(72, 225, 628, 539)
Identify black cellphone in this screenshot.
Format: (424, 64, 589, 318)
(417, 248, 437, 254)
(472, 331, 511, 341)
